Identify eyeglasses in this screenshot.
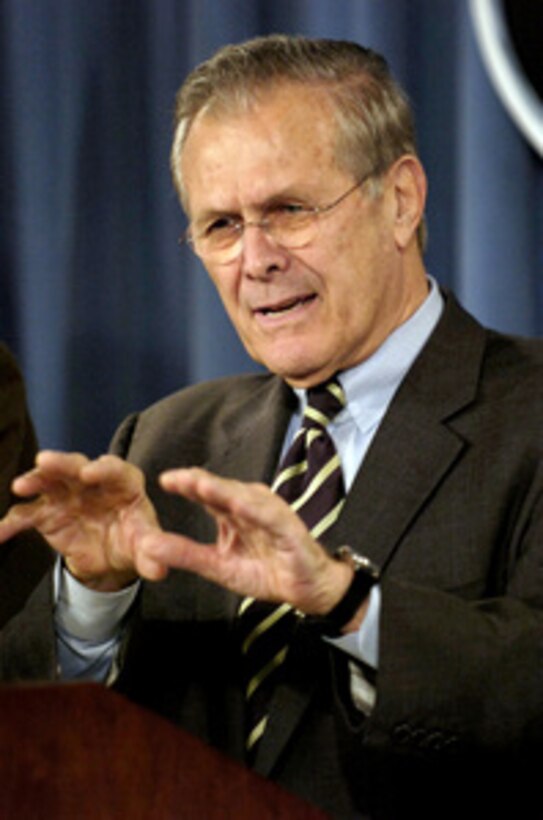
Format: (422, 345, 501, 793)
(181, 172, 374, 265)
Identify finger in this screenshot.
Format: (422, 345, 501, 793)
(160, 469, 311, 552)
(160, 468, 277, 522)
(0, 499, 43, 541)
(139, 530, 225, 582)
(11, 451, 91, 498)
(131, 548, 169, 582)
(12, 468, 53, 497)
(35, 450, 91, 478)
(80, 455, 145, 494)
(160, 468, 228, 507)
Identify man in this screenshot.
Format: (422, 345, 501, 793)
(0, 36, 542, 818)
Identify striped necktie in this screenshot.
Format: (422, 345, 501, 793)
(239, 377, 346, 763)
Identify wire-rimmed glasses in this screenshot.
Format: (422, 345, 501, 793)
(181, 171, 374, 265)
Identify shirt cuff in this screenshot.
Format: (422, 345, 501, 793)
(55, 562, 140, 642)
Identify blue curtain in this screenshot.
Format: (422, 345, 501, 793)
(1, 0, 542, 455)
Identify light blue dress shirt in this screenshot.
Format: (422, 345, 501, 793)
(56, 279, 444, 692)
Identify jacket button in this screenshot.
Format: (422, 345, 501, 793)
(392, 723, 411, 744)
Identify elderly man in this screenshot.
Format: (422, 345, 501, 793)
(0, 36, 541, 818)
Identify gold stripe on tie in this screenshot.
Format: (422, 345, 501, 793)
(247, 716, 268, 751)
(305, 427, 322, 447)
(238, 596, 255, 616)
(241, 602, 293, 655)
(290, 453, 341, 513)
(310, 497, 346, 540)
(271, 459, 308, 493)
(246, 646, 289, 699)
(304, 405, 331, 428)
(327, 380, 346, 406)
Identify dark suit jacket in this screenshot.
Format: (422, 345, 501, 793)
(2, 295, 543, 818)
(0, 343, 52, 626)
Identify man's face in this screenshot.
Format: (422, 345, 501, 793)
(180, 84, 424, 387)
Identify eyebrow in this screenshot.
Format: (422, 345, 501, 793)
(192, 186, 319, 225)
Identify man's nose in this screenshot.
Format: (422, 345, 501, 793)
(240, 223, 289, 279)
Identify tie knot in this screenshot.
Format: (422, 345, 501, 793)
(303, 378, 346, 430)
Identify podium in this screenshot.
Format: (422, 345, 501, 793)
(0, 683, 328, 819)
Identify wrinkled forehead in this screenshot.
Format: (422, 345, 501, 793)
(189, 78, 337, 138)
(178, 84, 343, 214)
(175, 82, 343, 200)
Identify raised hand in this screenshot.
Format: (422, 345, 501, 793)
(0, 451, 161, 591)
(138, 467, 353, 615)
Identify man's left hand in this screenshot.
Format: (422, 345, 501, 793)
(139, 467, 354, 616)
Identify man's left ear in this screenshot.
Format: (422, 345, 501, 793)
(389, 155, 427, 250)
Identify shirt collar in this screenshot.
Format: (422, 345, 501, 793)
(293, 277, 444, 435)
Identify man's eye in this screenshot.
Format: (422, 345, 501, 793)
(275, 202, 307, 215)
(269, 203, 313, 230)
(203, 217, 237, 237)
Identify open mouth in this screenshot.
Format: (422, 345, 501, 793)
(256, 294, 316, 317)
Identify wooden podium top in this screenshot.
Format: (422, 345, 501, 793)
(0, 682, 328, 819)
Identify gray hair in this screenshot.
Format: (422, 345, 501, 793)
(171, 35, 426, 250)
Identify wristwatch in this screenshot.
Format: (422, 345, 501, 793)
(312, 546, 380, 637)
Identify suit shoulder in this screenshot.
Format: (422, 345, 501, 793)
(142, 372, 277, 422)
(110, 372, 285, 460)
(482, 330, 543, 394)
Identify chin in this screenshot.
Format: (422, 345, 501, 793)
(273, 361, 335, 388)
(253, 340, 335, 385)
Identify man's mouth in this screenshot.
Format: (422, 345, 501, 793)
(256, 294, 316, 317)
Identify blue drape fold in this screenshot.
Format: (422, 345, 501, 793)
(1, 0, 541, 453)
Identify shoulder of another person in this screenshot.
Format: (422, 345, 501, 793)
(0, 342, 23, 383)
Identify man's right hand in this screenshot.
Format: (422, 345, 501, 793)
(0, 451, 162, 591)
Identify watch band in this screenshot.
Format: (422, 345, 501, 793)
(309, 546, 380, 637)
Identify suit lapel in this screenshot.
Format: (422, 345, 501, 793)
(331, 396, 466, 570)
(331, 294, 487, 570)
(204, 375, 294, 485)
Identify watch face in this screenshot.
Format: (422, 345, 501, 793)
(470, 0, 543, 156)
